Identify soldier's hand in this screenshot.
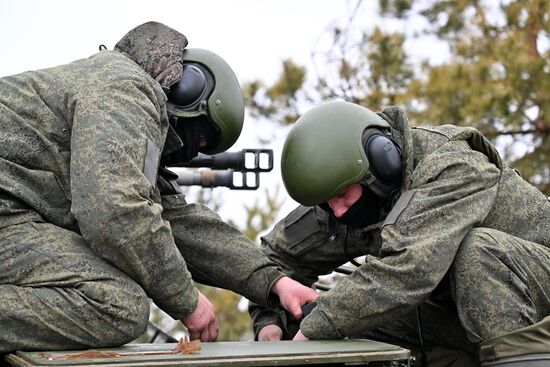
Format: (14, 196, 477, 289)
(182, 291, 219, 342)
(258, 324, 283, 341)
(293, 330, 309, 341)
(271, 276, 318, 319)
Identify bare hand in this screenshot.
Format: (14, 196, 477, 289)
(181, 291, 219, 342)
(271, 276, 318, 319)
(258, 324, 283, 341)
(293, 330, 309, 340)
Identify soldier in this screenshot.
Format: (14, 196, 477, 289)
(0, 21, 317, 352)
(251, 101, 550, 366)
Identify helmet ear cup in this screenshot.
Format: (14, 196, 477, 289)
(362, 129, 402, 195)
(167, 63, 214, 111)
(178, 48, 245, 155)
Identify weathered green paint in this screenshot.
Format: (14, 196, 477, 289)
(5, 340, 410, 367)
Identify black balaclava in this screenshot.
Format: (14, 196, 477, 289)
(161, 62, 219, 166)
(321, 184, 383, 228)
(161, 115, 219, 166)
(321, 128, 402, 228)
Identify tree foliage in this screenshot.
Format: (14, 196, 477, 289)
(245, 0, 550, 194)
(244, 60, 307, 125)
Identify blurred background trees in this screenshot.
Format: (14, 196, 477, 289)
(142, 0, 549, 343)
(247, 0, 549, 195)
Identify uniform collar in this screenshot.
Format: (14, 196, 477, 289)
(162, 124, 185, 156)
(378, 106, 415, 192)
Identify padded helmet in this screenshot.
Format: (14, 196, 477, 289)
(167, 48, 244, 154)
(281, 101, 401, 206)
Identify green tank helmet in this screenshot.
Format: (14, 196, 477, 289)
(167, 48, 244, 154)
(281, 101, 391, 206)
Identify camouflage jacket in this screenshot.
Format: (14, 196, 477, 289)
(0, 22, 283, 320)
(252, 106, 550, 339)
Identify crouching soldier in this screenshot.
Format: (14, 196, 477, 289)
(0, 21, 317, 352)
(251, 101, 550, 366)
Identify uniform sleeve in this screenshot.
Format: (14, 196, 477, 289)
(160, 194, 285, 307)
(70, 79, 198, 320)
(301, 140, 502, 339)
(250, 205, 355, 338)
(249, 302, 287, 339)
(260, 205, 348, 285)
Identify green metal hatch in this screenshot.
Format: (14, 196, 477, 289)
(5, 339, 410, 367)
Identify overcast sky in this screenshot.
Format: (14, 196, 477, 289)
(0, 1, 365, 80)
(2, 1, 455, 229)
(0, 0, 378, 225)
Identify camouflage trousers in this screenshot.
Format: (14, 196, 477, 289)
(0, 222, 150, 352)
(360, 227, 550, 366)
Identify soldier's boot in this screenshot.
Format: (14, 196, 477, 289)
(479, 316, 550, 367)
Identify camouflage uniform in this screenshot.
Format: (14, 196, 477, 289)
(0, 22, 283, 352)
(251, 107, 550, 361)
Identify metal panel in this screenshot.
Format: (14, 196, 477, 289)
(5, 340, 410, 367)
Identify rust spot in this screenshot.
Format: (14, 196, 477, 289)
(38, 337, 201, 360)
(173, 337, 202, 354)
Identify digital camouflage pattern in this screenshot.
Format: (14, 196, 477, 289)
(0, 22, 284, 352)
(114, 21, 188, 91)
(251, 106, 550, 361)
(0, 222, 150, 351)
